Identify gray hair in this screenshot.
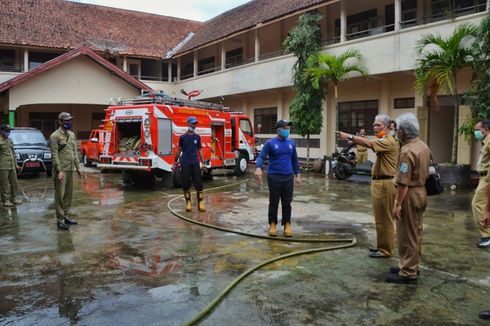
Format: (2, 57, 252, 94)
(374, 114, 391, 127)
(396, 113, 420, 139)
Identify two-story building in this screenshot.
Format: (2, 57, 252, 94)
(0, 0, 487, 164)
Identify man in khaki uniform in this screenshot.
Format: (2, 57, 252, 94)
(50, 112, 82, 230)
(472, 119, 490, 248)
(356, 128, 368, 164)
(337, 114, 399, 258)
(0, 124, 21, 207)
(387, 113, 429, 284)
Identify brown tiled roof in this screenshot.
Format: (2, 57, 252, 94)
(177, 0, 332, 55)
(0, 46, 151, 93)
(0, 0, 202, 58)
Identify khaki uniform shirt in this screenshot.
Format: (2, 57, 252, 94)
(0, 138, 16, 170)
(357, 144, 368, 152)
(50, 128, 79, 173)
(478, 135, 490, 174)
(395, 138, 430, 187)
(371, 135, 399, 177)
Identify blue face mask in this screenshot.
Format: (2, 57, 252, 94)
(62, 121, 72, 130)
(278, 128, 290, 138)
(1, 131, 9, 139)
(475, 130, 485, 141)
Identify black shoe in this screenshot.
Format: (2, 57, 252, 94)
(389, 266, 420, 277)
(57, 222, 70, 230)
(64, 217, 78, 225)
(477, 237, 490, 248)
(368, 251, 390, 258)
(386, 273, 417, 284)
(369, 247, 378, 253)
(479, 310, 490, 320)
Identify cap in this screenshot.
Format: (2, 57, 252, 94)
(187, 116, 198, 124)
(58, 112, 73, 121)
(0, 124, 11, 132)
(275, 119, 292, 129)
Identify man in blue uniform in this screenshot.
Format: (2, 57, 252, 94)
(174, 116, 205, 212)
(255, 119, 301, 237)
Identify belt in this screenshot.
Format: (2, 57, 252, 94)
(372, 175, 393, 180)
(357, 149, 367, 152)
(479, 171, 488, 177)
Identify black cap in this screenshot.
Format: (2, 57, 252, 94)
(275, 119, 292, 129)
(0, 124, 11, 132)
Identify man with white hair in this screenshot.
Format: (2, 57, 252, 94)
(337, 114, 399, 258)
(386, 113, 430, 284)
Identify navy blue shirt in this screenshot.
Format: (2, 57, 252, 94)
(256, 137, 300, 175)
(179, 133, 201, 166)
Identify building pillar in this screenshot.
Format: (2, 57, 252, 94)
(193, 51, 198, 78)
(394, 0, 401, 32)
(417, 0, 425, 22)
(340, 0, 347, 42)
(221, 43, 226, 70)
(168, 61, 172, 82)
(379, 80, 390, 115)
(9, 111, 15, 127)
(458, 105, 472, 165)
(254, 28, 260, 62)
(177, 57, 181, 81)
(277, 92, 284, 121)
(122, 56, 128, 72)
(23, 49, 29, 72)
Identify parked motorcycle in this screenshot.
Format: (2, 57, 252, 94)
(331, 143, 357, 180)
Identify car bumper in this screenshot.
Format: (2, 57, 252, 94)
(16, 159, 52, 174)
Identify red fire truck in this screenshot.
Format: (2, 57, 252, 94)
(97, 92, 255, 186)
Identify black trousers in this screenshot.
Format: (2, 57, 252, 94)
(267, 173, 294, 225)
(181, 164, 203, 192)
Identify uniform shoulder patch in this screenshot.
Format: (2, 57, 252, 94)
(400, 162, 409, 173)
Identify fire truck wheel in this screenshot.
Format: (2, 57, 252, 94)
(82, 153, 93, 167)
(235, 152, 248, 176)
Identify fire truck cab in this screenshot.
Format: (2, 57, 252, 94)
(97, 92, 255, 186)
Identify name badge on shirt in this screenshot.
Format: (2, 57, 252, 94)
(400, 162, 409, 173)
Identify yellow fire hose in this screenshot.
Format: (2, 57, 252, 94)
(167, 179, 357, 325)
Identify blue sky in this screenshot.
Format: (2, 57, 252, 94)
(70, 0, 251, 21)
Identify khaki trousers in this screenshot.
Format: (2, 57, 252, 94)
(396, 187, 427, 278)
(0, 169, 18, 203)
(471, 177, 490, 238)
(54, 171, 73, 222)
(357, 151, 368, 164)
(371, 179, 396, 256)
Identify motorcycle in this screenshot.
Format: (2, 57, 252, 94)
(331, 142, 357, 180)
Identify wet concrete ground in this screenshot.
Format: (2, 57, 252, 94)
(0, 170, 489, 325)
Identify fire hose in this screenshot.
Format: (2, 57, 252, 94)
(167, 179, 357, 326)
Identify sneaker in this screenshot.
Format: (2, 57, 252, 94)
(57, 222, 70, 230)
(386, 273, 417, 284)
(389, 266, 420, 277)
(477, 237, 490, 248)
(3, 200, 13, 207)
(64, 217, 78, 225)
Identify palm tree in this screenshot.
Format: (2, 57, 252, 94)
(306, 49, 368, 127)
(415, 24, 477, 164)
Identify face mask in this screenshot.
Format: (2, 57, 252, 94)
(376, 130, 386, 139)
(278, 128, 290, 138)
(1, 131, 10, 139)
(62, 121, 72, 129)
(474, 130, 485, 140)
(389, 130, 396, 137)
(188, 126, 195, 132)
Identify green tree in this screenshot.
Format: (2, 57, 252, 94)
(463, 15, 490, 131)
(283, 10, 323, 168)
(414, 24, 477, 164)
(306, 49, 368, 134)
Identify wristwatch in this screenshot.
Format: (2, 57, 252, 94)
(348, 135, 354, 141)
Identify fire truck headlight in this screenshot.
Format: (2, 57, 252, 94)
(144, 130, 150, 138)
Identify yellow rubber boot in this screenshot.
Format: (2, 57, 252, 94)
(284, 222, 292, 237)
(184, 191, 192, 212)
(268, 223, 277, 236)
(197, 191, 206, 212)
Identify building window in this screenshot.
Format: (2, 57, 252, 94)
(171, 63, 177, 81)
(254, 108, 277, 134)
(29, 52, 60, 70)
(394, 97, 415, 109)
(29, 112, 59, 138)
(198, 56, 215, 75)
(0, 49, 18, 72)
(162, 62, 169, 82)
(141, 58, 160, 81)
(338, 100, 378, 135)
(226, 48, 243, 68)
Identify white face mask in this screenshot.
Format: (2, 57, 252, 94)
(188, 126, 195, 132)
(389, 130, 396, 137)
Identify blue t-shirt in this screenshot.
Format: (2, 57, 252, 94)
(256, 137, 300, 175)
(179, 133, 201, 166)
